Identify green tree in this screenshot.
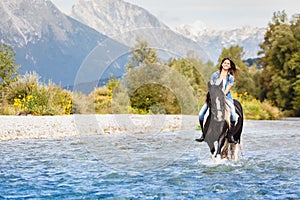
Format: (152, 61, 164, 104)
(259, 11, 300, 115)
(0, 43, 20, 111)
(126, 37, 158, 71)
(125, 39, 164, 113)
(130, 83, 180, 114)
(168, 57, 207, 99)
(293, 75, 300, 115)
(289, 14, 300, 115)
(124, 39, 202, 114)
(0, 43, 19, 89)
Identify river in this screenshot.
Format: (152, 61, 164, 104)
(0, 119, 299, 199)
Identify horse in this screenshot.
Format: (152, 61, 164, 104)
(202, 81, 244, 162)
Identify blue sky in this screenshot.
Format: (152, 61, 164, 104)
(51, 0, 300, 29)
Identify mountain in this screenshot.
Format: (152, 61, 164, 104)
(174, 20, 267, 63)
(70, 0, 209, 62)
(0, 0, 128, 87)
(1, 0, 266, 91)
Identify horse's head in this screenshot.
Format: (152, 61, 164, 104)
(207, 81, 226, 122)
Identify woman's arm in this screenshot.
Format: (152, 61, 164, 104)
(224, 84, 233, 95)
(224, 74, 234, 95)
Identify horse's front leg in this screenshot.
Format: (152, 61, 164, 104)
(215, 134, 226, 158)
(210, 146, 215, 159)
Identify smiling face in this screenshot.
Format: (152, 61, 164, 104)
(222, 59, 231, 71)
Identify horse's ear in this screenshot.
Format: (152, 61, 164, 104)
(208, 81, 212, 90)
(218, 80, 223, 89)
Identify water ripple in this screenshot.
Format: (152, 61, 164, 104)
(0, 120, 299, 199)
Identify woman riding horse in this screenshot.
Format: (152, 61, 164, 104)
(196, 57, 237, 144)
(202, 82, 243, 160)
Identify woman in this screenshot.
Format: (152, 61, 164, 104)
(196, 57, 237, 143)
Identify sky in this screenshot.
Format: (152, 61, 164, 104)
(51, 0, 300, 29)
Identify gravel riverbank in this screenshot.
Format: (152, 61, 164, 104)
(0, 114, 199, 141)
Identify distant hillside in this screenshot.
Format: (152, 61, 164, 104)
(1, 0, 267, 90)
(0, 0, 128, 87)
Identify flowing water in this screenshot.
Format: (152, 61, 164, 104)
(0, 119, 299, 199)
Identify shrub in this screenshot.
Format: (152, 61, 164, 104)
(71, 92, 94, 114)
(91, 86, 112, 114)
(232, 91, 281, 120)
(6, 72, 72, 115)
(47, 82, 72, 115)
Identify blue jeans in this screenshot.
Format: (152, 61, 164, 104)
(199, 98, 237, 122)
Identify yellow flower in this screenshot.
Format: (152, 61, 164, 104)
(26, 95, 33, 101)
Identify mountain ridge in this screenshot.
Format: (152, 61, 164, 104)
(1, 0, 266, 90)
(70, 0, 210, 61)
(173, 20, 266, 62)
(0, 0, 128, 87)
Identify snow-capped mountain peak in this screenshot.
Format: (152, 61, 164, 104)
(71, 0, 168, 36)
(70, 0, 208, 61)
(174, 20, 211, 38)
(174, 20, 267, 62)
(0, 0, 79, 47)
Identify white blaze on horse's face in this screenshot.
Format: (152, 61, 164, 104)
(216, 97, 223, 121)
(211, 96, 223, 121)
(208, 81, 225, 122)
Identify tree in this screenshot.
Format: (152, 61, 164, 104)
(168, 57, 207, 99)
(126, 37, 158, 71)
(289, 14, 300, 115)
(124, 39, 202, 114)
(125, 38, 169, 113)
(0, 43, 20, 109)
(130, 83, 180, 114)
(259, 11, 300, 115)
(0, 43, 19, 90)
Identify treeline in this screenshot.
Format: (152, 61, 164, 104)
(258, 11, 300, 116)
(0, 11, 299, 118)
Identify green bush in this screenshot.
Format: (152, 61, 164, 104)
(5, 72, 72, 115)
(232, 91, 281, 120)
(92, 86, 112, 114)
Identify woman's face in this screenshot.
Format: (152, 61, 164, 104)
(222, 59, 231, 70)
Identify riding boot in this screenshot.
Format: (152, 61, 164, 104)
(195, 120, 205, 142)
(227, 121, 237, 144)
